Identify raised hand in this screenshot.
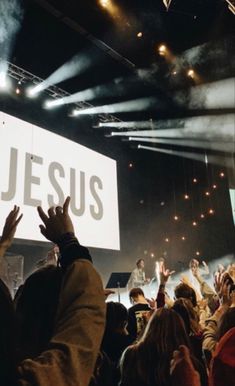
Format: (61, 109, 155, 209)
(214, 272, 232, 306)
(170, 345, 201, 386)
(0, 205, 23, 251)
(159, 261, 175, 285)
(37, 197, 74, 243)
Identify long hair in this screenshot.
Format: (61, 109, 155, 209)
(121, 308, 191, 386)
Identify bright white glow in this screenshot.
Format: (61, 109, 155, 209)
(128, 136, 234, 153)
(0, 111, 120, 250)
(74, 97, 157, 115)
(137, 145, 233, 167)
(27, 84, 44, 97)
(109, 114, 235, 141)
(44, 98, 65, 109)
(29, 53, 92, 95)
(0, 71, 7, 89)
(186, 78, 235, 109)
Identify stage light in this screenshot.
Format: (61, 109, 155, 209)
(205, 191, 210, 196)
(193, 178, 198, 183)
(150, 253, 155, 258)
(100, 0, 110, 8)
(158, 44, 167, 56)
(165, 238, 169, 242)
(200, 214, 205, 219)
(212, 184, 217, 189)
(209, 209, 215, 215)
(174, 215, 179, 221)
(220, 172, 225, 178)
(187, 69, 195, 78)
(137, 32, 143, 38)
(15, 87, 21, 95)
(192, 221, 197, 226)
(27, 84, 43, 97)
(128, 162, 133, 168)
(172, 70, 177, 75)
(160, 201, 165, 206)
(184, 194, 190, 200)
(196, 251, 200, 256)
(181, 236, 186, 241)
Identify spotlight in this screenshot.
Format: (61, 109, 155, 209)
(100, 0, 110, 8)
(172, 70, 177, 76)
(200, 214, 205, 219)
(209, 209, 215, 215)
(15, 87, 21, 95)
(212, 184, 217, 189)
(196, 251, 200, 256)
(165, 238, 169, 242)
(150, 253, 155, 258)
(181, 236, 186, 241)
(184, 194, 190, 200)
(158, 44, 167, 56)
(187, 69, 195, 78)
(192, 221, 197, 226)
(173, 215, 179, 221)
(193, 178, 198, 183)
(205, 191, 210, 196)
(137, 32, 143, 38)
(219, 172, 225, 178)
(128, 162, 133, 168)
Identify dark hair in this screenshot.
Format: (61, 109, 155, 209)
(121, 308, 191, 386)
(172, 299, 191, 334)
(136, 258, 144, 267)
(218, 307, 235, 341)
(129, 287, 144, 302)
(106, 301, 128, 331)
(173, 298, 200, 335)
(16, 265, 63, 360)
(174, 283, 197, 307)
(0, 279, 18, 384)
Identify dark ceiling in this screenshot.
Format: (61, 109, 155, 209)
(3, 0, 235, 276)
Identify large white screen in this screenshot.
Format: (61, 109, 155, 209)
(0, 111, 120, 250)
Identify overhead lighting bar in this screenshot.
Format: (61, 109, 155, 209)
(226, 0, 235, 14)
(128, 136, 234, 153)
(5, 61, 122, 124)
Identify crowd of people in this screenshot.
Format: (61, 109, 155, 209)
(0, 198, 235, 386)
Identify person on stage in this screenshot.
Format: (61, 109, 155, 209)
(129, 258, 150, 289)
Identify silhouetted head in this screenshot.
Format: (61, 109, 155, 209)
(174, 283, 197, 307)
(16, 265, 63, 359)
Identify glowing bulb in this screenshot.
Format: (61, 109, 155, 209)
(158, 44, 167, 55)
(173, 215, 179, 221)
(196, 251, 200, 256)
(212, 184, 217, 189)
(137, 32, 143, 38)
(209, 209, 215, 215)
(200, 214, 205, 219)
(15, 87, 21, 95)
(184, 194, 190, 200)
(100, 0, 110, 7)
(150, 253, 155, 258)
(192, 221, 197, 226)
(219, 172, 225, 178)
(181, 236, 186, 241)
(172, 70, 177, 75)
(193, 178, 198, 183)
(205, 191, 210, 196)
(128, 162, 133, 168)
(187, 69, 195, 78)
(165, 238, 169, 242)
